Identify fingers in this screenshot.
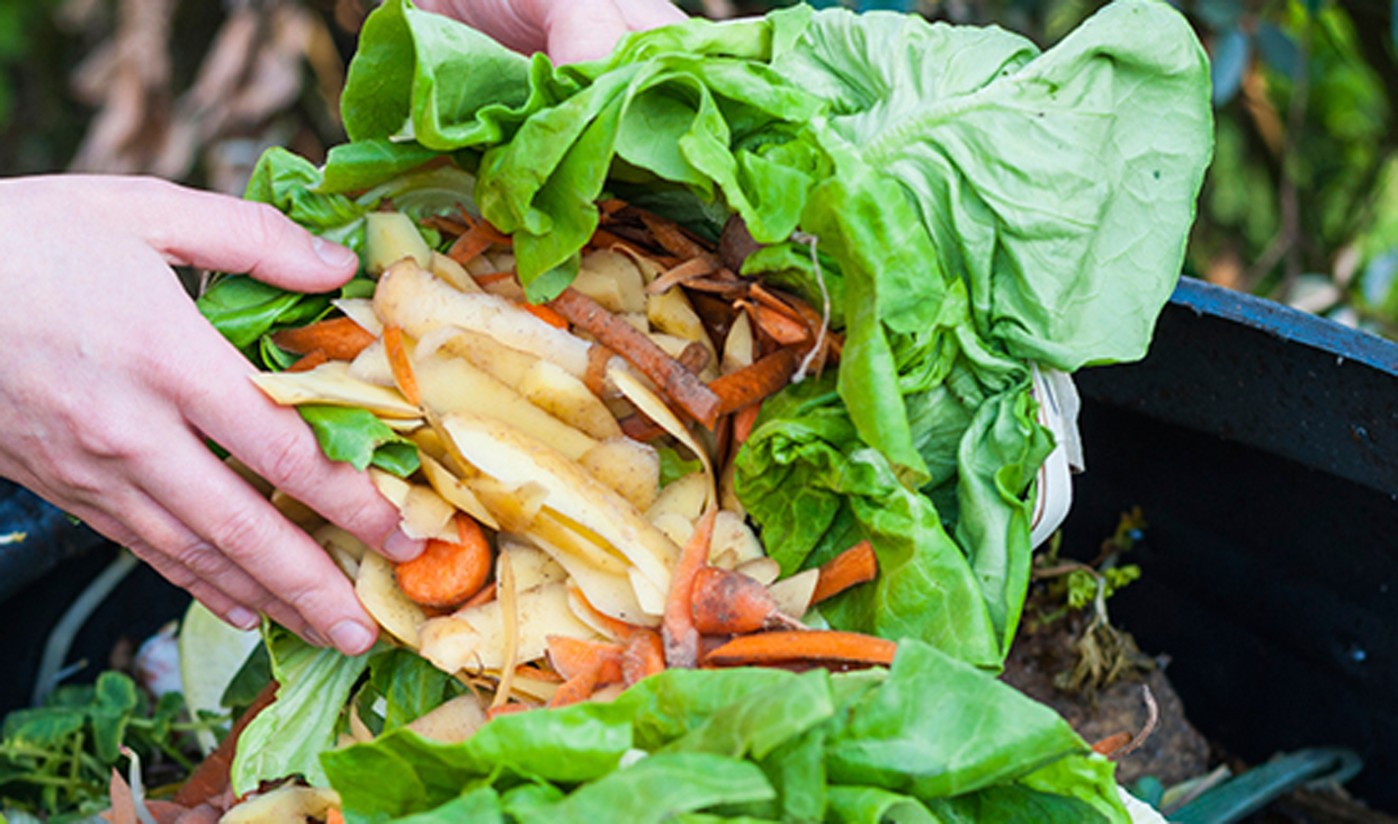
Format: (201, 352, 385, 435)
(133, 435, 382, 654)
(100, 176, 359, 293)
(167, 332, 419, 565)
(614, 0, 687, 31)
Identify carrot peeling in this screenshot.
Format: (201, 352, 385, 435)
(546, 635, 624, 685)
(690, 566, 800, 635)
(662, 507, 718, 669)
(173, 680, 278, 807)
(709, 348, 799, 416)
(271, 316, 377, 361)
(394, 514, 492, 609)
(621, 629, 666, 686)
(548, 663, 601, 708)
(462, 580, 497, 609)
(732, 401, 762, 446)
(550, 287, 721, 427)
(382, 324, 421, 406)
(812, 540, 879, 604)
(521, 302, 570, 329)
(749, 302, 811, 346)
(447, 220, 511, 266)
(1091, 731, 1134, 757)
(486, 703, 533, 720)
(326, 809, 345, 824)
(702, 630, 897, 669)
(286, 349, 330, 373)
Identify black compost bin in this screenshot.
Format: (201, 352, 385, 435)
(1061, 277, 1398, 813)
(1, 276, 1395, 811)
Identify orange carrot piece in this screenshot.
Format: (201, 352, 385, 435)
(381, 324, 421, 406)
(447, 221, 511, 266)
(690, 566, 797, 635)
(750, 303, 811, 346)
(703, 630, 897, 669)
(662, 507, 718, 669)
(487, 703, 533, 720)
(548, 663, 601, 708)
(286, 349, 329, 373)
(811, 540, 879, 605)
(394, 515, 492, 609)
(709, 348, 799, 416)
(271, 316, 377, 361)
(521, 303, 570, 329)
(622, 629, 666, 686)
(545, 635, 625, 685)
(732, 401, 762, 446)
(1091, 731, 1134, 756)
(326, 809, 346, 824)
(462, 581, 498, 609)
(550, 288, 721, 428)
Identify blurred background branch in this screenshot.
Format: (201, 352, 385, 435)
(3, 0, 1397, 338)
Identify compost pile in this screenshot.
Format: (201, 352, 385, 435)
(5, 0, 1218, 821)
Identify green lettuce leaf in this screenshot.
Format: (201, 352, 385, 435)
(317, 644, 1123, 823)
(230, 628, 374, 795)
(297, 405, 420, 477)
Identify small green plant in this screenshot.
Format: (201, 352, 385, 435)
(0, 671, 224, 820)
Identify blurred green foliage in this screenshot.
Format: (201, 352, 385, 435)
(6, 0, 1397, 337)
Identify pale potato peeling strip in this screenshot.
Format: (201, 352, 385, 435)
(332, 297, 384, 337)
(439, 412, 679, 597)
(608, 365, 715, 509)
(374, 261, 593, 379)
(490, 550, 519, 710)
(417, 452, 500, 530)
(251, 361, 420, 419)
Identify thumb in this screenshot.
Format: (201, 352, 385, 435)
(121, 177, 359, 292)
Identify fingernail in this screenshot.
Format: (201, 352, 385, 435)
(329, 621, 374, 655)
(383, 528, 425, 562)
(227, 607, 259, 631)
(312, 236, 359, 270)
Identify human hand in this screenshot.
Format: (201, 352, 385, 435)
(0, 175, 423, 655)
(414, 0, 686, 63)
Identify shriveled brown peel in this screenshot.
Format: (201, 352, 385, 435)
(550, 287, 721, 428)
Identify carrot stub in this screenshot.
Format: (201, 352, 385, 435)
(270, 316, 376, 361)
(703, 630, 897, 669)
(662, 506, 718, 669)
(394, 515, 492, 609)
(811, 540, 879, 605)
(690, 566, 797, 635)
(382, 324, 421, 406)
(326, 810, 346, 824)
